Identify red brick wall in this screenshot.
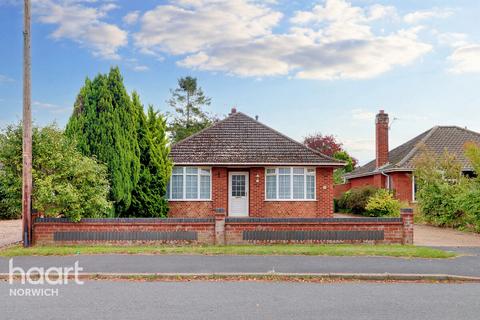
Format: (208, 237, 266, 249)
(349, 175, 374, 188)
(33, 211, 414, 246)
(333, 182, 351, 199)
(346, 172, 413, 203)
(390, 172, 413, 203)
(224, 219, 407, 244)
(33, 220, 215, 245)
(169, 166, 336, 218)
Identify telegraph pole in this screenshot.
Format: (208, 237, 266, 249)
(22, 0, 32, 247)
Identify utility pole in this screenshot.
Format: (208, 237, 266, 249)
(22, 0, 32, 247)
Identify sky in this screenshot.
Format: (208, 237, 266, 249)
(1, 0, 480, 164)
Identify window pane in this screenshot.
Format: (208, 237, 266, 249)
(307, 168, 315, 174)
(186, 167, 198, 174)
(231, 175, 246, 197)
(266, 168, 276, 175)
(200, 175, 210, 199)
(278, 175, 291, 199)
(186, 175, 198, 199)
(293, 168, 304, 174)
(293, 175, 304, 199)
(200, 168, 210, 175)
(306, 175, 315, 199)
(166, 180, 171, 199)
(172, 167, 183, 175)
(278, 168, 291, 175)
(266, 175, 277, 199)
(171, 175, 183, 199)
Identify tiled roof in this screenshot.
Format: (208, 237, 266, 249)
(170, 112, 344, 166)
(346, 126, 480, 178)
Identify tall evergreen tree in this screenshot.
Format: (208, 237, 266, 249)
(167, 76, 214, 143)
(66, 67, 140, 215)
(128, 93, 172, 217)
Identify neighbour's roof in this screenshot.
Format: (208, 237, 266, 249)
(346, 126, 480, 179)
(170, 111, 344, 166)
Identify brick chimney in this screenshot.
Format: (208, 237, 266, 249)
(230, 107, 237, 115)
(375, 110, 389, 168)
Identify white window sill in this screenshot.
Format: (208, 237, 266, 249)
(168, 199, 212, 202)
(264, 199, 317, 202)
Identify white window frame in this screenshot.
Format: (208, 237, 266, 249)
(265, 167, 316, 201)
(167, 166, 212, 201)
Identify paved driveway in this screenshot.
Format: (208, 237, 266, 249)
(414, 224, 480, 247)
(334, 213, 480, 247)
(0, 219, 21, 248)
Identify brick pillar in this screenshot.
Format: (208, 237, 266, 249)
(401, 208, 414, 245)
(215, 211, 226, 245)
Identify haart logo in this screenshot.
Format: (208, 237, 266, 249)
(8, 259, 84, 297)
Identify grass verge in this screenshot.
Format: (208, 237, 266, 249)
(0, 244, 455, 258)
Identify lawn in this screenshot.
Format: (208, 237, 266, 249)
(0, 244, 455, 258)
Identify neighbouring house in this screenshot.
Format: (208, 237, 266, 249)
(167, 108, 344, 218)
(341, 110, 480, 203)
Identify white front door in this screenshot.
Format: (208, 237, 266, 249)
(228, 172, 249, 217)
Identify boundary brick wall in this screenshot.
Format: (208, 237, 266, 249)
(33, 210, 413, 246)
(33, 218, 215, 246)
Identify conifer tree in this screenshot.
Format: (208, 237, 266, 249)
(66, 67, 140, 215)
(167, 76, 214, 143)
(128, 94, 172, 217)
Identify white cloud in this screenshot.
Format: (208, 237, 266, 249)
(404, 8, 454, 24)
(351, 108, 375, 121)
(134, 0, 282, 55)
(0, 74, 14, 83)
(132, 65, 149, 72)
(448, 44, 480, 74)
(134, 0, 432, 79)
(436, 32, 469, 48)
(123, 10, 140, 25)
(34, 0, 127, 59)
(33, 100, 69, 114)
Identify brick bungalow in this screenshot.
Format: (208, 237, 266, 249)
(342, 110, 480, 203)
(167, 108, 344, 218)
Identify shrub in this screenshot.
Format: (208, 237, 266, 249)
(365, 189, 401, 217)
(338, 186, 378, 214)
(0, 122, 112, 222)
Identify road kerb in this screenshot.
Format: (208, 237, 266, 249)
(2, 272, 480, 282)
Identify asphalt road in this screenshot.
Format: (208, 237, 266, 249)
(1, 247, 480, 277)
(1, 281, 479, 320)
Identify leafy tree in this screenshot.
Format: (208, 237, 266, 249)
(332, 150, 357, 184)
(167, 76, 214, 143)
(128, 93, 172, 217)
(65, 67, 140, 215)
(0, 123, 111, 221)
(414, 147, 468, 228)
(303, 133, 358, 184)
(303, 133, 343, 158)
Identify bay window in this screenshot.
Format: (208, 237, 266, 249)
(266, 167, 316, 200)
(167, 167, 211, 200)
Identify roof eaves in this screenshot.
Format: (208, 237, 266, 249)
(173, 161, 346, 167)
